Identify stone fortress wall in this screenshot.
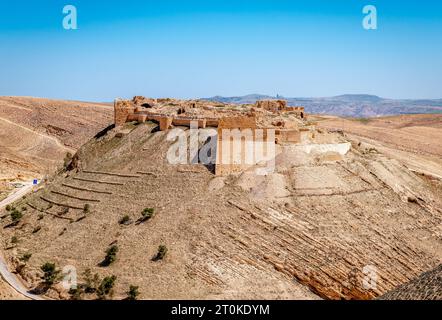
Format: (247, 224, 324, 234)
(114, 96, 314, 175)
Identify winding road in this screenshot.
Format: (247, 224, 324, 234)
(0, 182, 45, 300)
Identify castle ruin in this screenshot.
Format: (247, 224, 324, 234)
(114, 96, 312, 175)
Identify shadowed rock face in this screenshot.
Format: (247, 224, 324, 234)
(378, 264, 442, 300)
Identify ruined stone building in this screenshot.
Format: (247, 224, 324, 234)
(114, 96, 310, 175)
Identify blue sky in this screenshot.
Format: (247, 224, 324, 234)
(0, 0, 441, 101)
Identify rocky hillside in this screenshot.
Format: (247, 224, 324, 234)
(379, 264, 442, 300)
(1, 119, 441, 300)
(0, 96, 113, 184)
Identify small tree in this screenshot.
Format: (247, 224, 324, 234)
(101, 245, 118, 266)
(68, 287, 84, 300)
(97, 275, 117, 300)
(40, 262, 60, 286)
(139, 208, 155, 222)
(153, 245, 168, 261)
(5, 205, 11, 211)
(20, 253, 32, 263)
(10, 209, 23, 223)
(119, 215, 130, 225)
(82, 268, 100, 293)
(126, 285, 140, 300)
(64, 152, 73, 169)
(83, 204, 90, 214)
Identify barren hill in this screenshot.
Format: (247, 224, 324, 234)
(0, 96, 112, 190)
(205, 94, 442, 117)
(316, 114, 442, 179)
(1, 115, 441, 299)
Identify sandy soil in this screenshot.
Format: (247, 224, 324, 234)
(1, 121, 440, 300)
(316, 114, 442, 178)
(0, 96, 112, 186)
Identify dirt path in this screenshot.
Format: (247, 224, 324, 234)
(0, 116, 75, 154)
(0, 253, 43, 300)
(0, 181, 34, 210)
(0, 181, 45, 300)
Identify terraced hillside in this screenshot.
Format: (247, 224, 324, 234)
(1, 121, 441, 300)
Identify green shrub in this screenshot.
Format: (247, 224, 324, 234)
(97, 275, 117, 299)
(126, 285, 140, 300)
(5, 205, 11, 211)
(83, 204, 90, 213)
(11, 236, 18, 244)
(119, 215, 131, 225)
(153, 245, 168, 261)
(82, 268, 100, 293)
(140, 208, 155, 222)
(101, 245, 118, 266)
(20, 253, 32, 262)
(64, 152, 73, 169)
(40, 262, 60, 286)
(10, 209, 23, 222)
(68, 287, 83, 300)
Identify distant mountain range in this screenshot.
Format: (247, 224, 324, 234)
(203, 94, 442, 117)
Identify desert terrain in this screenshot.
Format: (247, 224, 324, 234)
(316, 114, 442, 179)
(0, 97, 441, 300)
(0, 96, 113, 201)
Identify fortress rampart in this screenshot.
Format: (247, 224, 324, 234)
(114, 96, 311, 175)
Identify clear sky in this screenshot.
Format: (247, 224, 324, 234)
(0, 0, 441, 101)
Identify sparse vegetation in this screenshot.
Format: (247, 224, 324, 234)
(139, 208, 155, 222)
(354, 117, 372, 124)
(126, 285, 140, 300)
(10, 208, 23, 223)
(101, 245, 119, 266)
(97, 275, 117, 300)
(68, 287, 83, 300)
(5, 204, 11, 211)
(153, 245, 168, 261)
(20, 253, 32, 262)
(40, 262, 60, 286)
(11, 236, 19, 244)
(119, 215, 131, 225)
(63, 152, 73, 169)
(83, 268, 100, 293)
(83, 204, 91, 213)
